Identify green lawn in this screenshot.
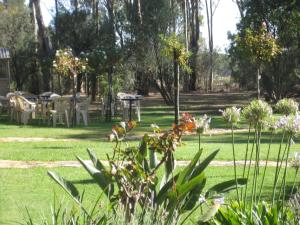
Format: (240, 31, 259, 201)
(0, 131, 299, 161)
(1, 166, 297, 224)
(0, 98, 299, 224)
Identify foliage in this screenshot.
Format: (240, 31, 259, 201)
(228, 1, 299, 100)
(207, 201, 298, 225)
(213, 99, 299, 224)
(275, 98, 299, 115)
(160, 34, 191, 73)
(236, 24, 281, 65)
(53, 48, 88, 77)
(48, 115, 246, 224)
(289, 192, 300, 223)
(0, 1, 36, 90)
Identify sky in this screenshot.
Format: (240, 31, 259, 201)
(33, 0, 240, 53)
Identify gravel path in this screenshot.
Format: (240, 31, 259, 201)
(0, 159, 283, 169)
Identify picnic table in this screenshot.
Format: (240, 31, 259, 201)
(118, 94, 143, 121)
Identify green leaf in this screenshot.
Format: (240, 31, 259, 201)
(87, 148, 106, 171)
(205, 178, 247, 198)
(160, 152, 175, 189)
(77, 156, 111, 197)
(156, 174, 179, 204)
(177, 173, 206, 200)
(149, 149, 158, 170)
(48, 171, 81, 205)
(181, 176, 207, 211)
(176, 149, 202, 185)
(191, 149, 219, 178)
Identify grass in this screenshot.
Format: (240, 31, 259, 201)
(0, 93, 299, 223)
(0, 166, 297, 224)
(0, 131, 299, 161)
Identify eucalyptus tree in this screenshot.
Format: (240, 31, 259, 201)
(205, 0, 220, 92)
(29, 0, 52, 92)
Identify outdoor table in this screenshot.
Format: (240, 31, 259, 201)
(120, 95, 143, 121)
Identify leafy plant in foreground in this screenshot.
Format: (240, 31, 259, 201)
(48, 116, 246, 224)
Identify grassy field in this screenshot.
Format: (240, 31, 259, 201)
(1, 166, 296, 224)
(0, 92, 299, 223)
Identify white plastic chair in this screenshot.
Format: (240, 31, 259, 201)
(76, 96, 91, 126)
(49, 97, 70, 128)
(15, 95, 36, 125)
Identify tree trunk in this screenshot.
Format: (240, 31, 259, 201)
(106, 68, 113, 121)
(174, 53, 180, 125)
(31, 0, 52, 92)
(91, 73, 97, 101)
(188, 0, 200, 91)
(257, 66, 260, 99)
(182, 0, 189, 92)
(105, 0, 116, 122)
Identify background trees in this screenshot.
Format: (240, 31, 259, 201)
(0, 0, 299, 105)
(229, 0, 299, 101)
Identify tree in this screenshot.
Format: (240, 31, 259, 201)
(0, 0, 36, 91)
(228, 0, 296, 100)
(205, 0, 220, 92)
(29, 0, 52, 92)
(161, 34, 190, 125)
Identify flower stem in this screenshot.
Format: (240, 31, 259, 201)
(243, 128, 257, 207)
(241, 126, 251, 201)
(258, 131, 274, 201)
(278, 136, 292, 208)
(231, 124, 240, 206)
(272, 132, 285, 205)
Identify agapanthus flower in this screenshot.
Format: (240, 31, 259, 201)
(291, 152, 300, 171)
(195, 114, 211, 134)
(220, 106, 241, 125)
(264, 116, 278, 132)
(276, 112, 300, 136)
(276, 98, 299, 115)
(242, 100, 272, 126)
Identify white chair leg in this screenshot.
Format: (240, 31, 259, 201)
(101, 104, 105, 117)
(136, 107, 141, 122)
(22, 112, 30, 125)
(76, 110, 80, 125)
(123, 108, 128, 121)
(82, 111, 88, 126)
(53, 114, 57, 127)
(65, 110, 70, 128)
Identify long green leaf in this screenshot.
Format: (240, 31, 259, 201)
(177, 173, 206, 200)
(156, 174, 179, 204)
(47, 171, 81, 205)
(159, 152, 175, 189)
(149, 149, 158, 170)
(181, 176, 207, 211)
(205, 178, 247, 198)
(176, 149, 202, 185)
(87, 148, 106, 171)
(77, 156, 110, 197)
(191, 149, 220, 179)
